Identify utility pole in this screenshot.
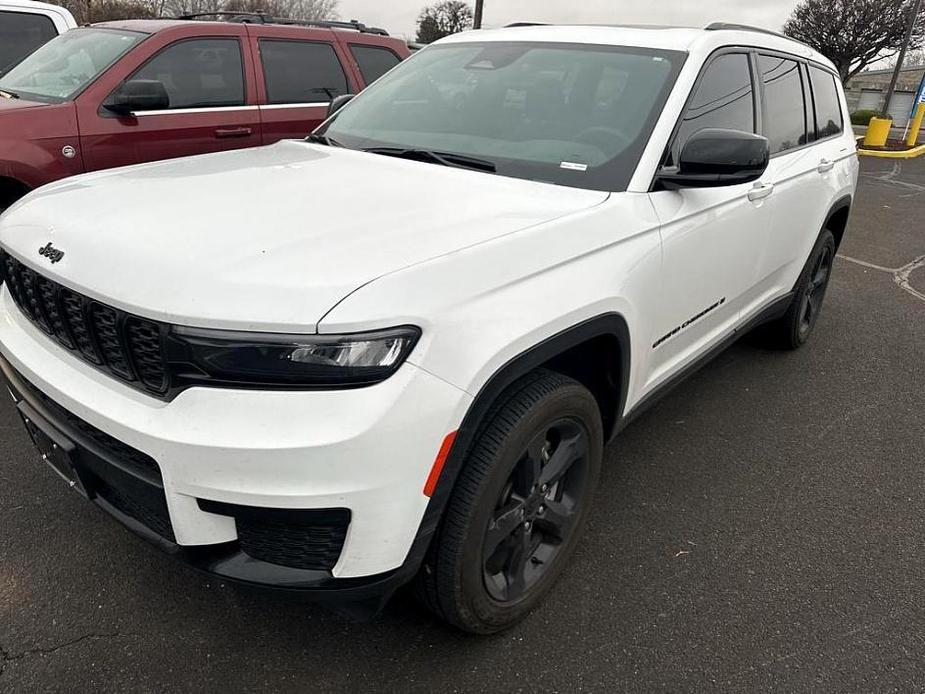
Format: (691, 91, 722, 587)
(883, 0, 924, 117)
(473, 0, 484, 29)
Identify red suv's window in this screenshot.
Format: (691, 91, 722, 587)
(130, 38, 245, 109)
(350, 44, 401, 84)
(259, 39, 348, 104)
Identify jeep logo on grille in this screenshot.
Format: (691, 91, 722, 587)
(38, 242, 65, 264)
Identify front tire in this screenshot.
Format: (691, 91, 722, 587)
(758, 228, 836, 350)
(416, 369, 603, 634)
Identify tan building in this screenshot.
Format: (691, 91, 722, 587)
(845, 65, 925, 125)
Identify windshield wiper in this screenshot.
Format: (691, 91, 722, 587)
(363, 147, 496, 173)
(0, 89, 19, 99)
(306, 133, 344, 147)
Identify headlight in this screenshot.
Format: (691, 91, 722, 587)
(167, 325, 420, 388)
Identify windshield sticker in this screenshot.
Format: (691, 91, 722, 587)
(560, 162, 588, 172)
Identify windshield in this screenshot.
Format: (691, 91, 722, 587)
(320, 41, 685, 191)
(0, 28, 145, 103)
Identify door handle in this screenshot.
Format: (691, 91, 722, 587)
(817, 158, 835, 173)
(214, 127, 252, 139)
(747, 182, 774, 202)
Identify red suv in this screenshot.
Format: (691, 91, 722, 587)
(0, 16, 410, 207)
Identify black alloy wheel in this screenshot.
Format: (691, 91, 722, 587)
(798, 242, 833, 340)
(481, 418, 591, 603)
(756, 228, 837, 350)
(415, 369, 603, 634)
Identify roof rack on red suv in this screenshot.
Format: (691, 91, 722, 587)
(175, 11, 390, 35)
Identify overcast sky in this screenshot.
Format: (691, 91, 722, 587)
(337, 0, 803, 41)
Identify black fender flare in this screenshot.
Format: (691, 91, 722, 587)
(824, 194, 852, 224)
(822, 194, 852, 247)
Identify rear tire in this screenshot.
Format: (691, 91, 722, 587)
(416, 369, 603, 634)
(757, 228, 836, 350)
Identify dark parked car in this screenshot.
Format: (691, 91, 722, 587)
(0, 0, 76, 73)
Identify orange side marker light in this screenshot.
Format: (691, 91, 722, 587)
(423, 431, 457, 497)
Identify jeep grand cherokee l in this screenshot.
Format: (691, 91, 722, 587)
(0, 23, 858, 633)
(0, 16, 409, 207)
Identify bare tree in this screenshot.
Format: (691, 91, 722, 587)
(222, 0, 338, 20)
(160, 0, 223, 18)
(48, 0, 337, 21)
(53, 0, 155, 22)
(783, 0, 925, 83)
(887, 47, 925, 67)
(416, 0, 472, 44)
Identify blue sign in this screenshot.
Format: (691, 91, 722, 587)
(911, 70, 925, 119)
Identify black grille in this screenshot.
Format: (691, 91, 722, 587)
(89, 469, 176, 543)
(199, 501, 350, 571)
(2, 253, 169, 395)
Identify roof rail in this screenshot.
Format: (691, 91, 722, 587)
(175, 12, 389, 35)
(504, 22, 548, 28)
(704, 22, 789, 40)
(176, 11, 269, 22)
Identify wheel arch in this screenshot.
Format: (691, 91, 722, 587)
(823, 194, 852, 251)
(459, 313, 631, 445)
(401, 314, 631, 585)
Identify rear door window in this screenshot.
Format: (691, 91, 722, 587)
(130, 38, 245, 109)
(808, 65, 844, 139)
(672, 52, 755, 162)
(350, 45, 401, 84)
(259, 39, 349, 104)
(758, 55, 808, 154)
(0, 11, 57, 72)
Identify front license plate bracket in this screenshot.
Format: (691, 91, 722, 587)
(17, 401, 88, 497)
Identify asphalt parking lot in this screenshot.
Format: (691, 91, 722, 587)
(1, 156, 923, 693)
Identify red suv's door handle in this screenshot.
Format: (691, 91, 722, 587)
(214, 127, 252, 139)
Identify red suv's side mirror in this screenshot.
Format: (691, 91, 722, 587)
(106, 79, 170, 116)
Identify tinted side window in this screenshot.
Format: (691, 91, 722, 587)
(132, 38, 244, 109)
(0, 11, 57, 72)
(673, 53, 755, 159)
(351, 45, 401, 84)
(809, 66, 843, 138)
(758, 55, 807, 154)
(260, 40, 348, 104)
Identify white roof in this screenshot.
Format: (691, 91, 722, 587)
(0, 0, 77, 27)
(439, 24, 835, 72)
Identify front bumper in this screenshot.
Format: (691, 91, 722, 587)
(0, 287, 471, 591)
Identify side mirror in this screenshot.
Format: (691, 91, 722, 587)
(656, 128, 769, 190)
(106, 79, 169, 116)
(327, 93, 355, 118)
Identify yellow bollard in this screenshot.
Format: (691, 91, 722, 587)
(906, 103, 925, 147)
(864, 117, 892, 147)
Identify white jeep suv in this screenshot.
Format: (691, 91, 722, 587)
(0, 23, 858, 633)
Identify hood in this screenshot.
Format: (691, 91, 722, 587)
(0, 96, 48, 113)
(0, 141, 607, 332)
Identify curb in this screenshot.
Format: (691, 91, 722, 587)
(857, 144, 925, 159)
